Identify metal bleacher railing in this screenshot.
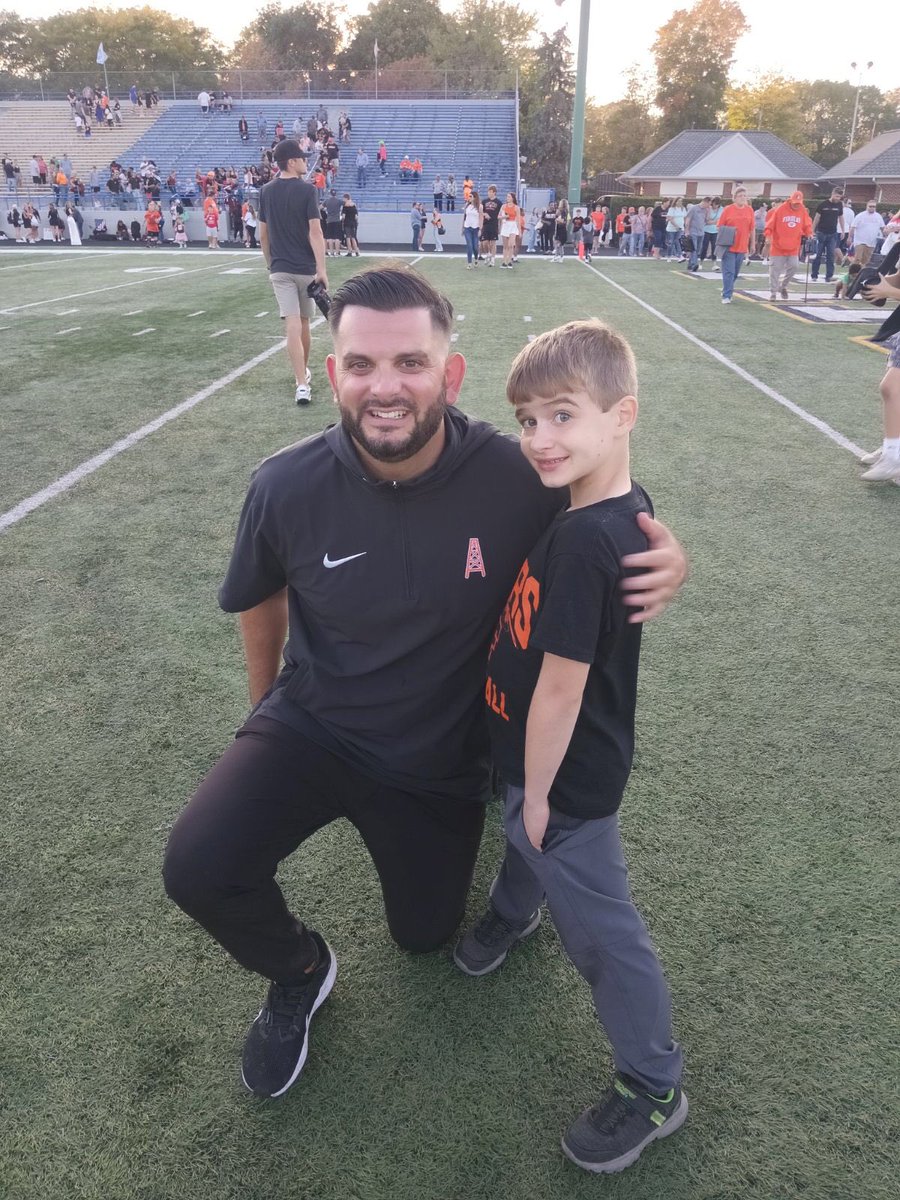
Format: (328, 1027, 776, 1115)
(0, 69, 517, 103)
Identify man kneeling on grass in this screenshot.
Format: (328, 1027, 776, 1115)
(162, 268, 688, 1134)
(454, 320, 686, 1174)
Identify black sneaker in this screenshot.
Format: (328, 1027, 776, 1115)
(452, 903, 540, 976)
(562, 1075, 688, 1173)
(241, 930, 337, 1097)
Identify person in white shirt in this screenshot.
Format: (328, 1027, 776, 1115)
(197, 90, 211, 115)
(849, 201, 884, 265)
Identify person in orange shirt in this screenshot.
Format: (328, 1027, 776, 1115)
(144, 201, 162, 244)
(717, 187, 756, 303)
(499, 192, 520, 267)
(399, 155, 412, 181)
(463, 175, 473, 203)
(411, 157, 422, 179)
(764, 191, 813, 302)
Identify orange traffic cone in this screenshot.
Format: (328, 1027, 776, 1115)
(578, 241, 585, 259)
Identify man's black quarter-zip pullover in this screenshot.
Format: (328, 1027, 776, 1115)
(219, 408, 563, 800)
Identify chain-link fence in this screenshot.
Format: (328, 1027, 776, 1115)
(0, 69, 517, 103)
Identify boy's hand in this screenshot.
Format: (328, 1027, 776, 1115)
(620, 512, 689, 623)
(523, 795, 550, 851)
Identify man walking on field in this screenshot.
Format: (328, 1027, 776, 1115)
(258, 139, 328, 405)
(764, 191, 812, 302)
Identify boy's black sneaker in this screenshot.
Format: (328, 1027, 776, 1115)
(452, 903, 540, 976)
(241, 930, 337, 1098)
(562, 1074, 688, 1173)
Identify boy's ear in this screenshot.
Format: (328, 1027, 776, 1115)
(616, 395, 638, 433)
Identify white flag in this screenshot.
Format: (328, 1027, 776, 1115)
(96, 42, 108, 65)
(374, 39, 379, 57)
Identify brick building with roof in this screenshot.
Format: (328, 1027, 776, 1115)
(620, 129, 825, 200)
(823, 130, 900, 206)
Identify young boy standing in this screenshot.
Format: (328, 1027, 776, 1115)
(454, 320, 686, 1174)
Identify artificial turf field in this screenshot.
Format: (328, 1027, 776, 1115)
(0, 245, 896, 1200)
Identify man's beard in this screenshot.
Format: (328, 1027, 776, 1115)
(338, 385, 448, 463)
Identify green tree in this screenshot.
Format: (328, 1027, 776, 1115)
(584, 71, 658, 174)
(519, 27, 574, 189)
(233, 3, 345, 72)
(797, 80, 895, 168)
(342, 0, 447, 69)
(27, 7, 223, 77)
(428, 0, 534, 88)
(652, 0, 748, 141)
(0, 10, 34, 75)
(724, 74, 808, 148)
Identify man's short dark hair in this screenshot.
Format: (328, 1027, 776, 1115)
(273, 138, 306, 166)
(832, 187, 844, 196)
(329, 266, 454, 337)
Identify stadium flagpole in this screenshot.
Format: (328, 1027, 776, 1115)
(97, 42, 109, 95)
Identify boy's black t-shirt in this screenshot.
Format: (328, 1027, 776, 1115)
(482, 197, 502, 231)
(486, 483, 652, 819)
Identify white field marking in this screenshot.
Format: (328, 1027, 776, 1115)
(123, 266, 185, 275)
(0, 262, 229, 315)
(56, 326, 82, 335)
(456, 314, 466, 321)
(219, 267, 256, 274)
(132, 328, 155, 337)
(408, 255, 424, 267)
(255, 311, 269, 317)
(0, 326, 10, 331)
(188, 310, 205, 317)
(581, 260, 866, 458)
(0, 320, 323, 534)
(123, 309, 143, 316)
(450, 332, 459, 342)
(0, 250, 111, 272)
(523, 315, 532, 322)
(209, 329, 230, 338)
(55, 308, 79, 315)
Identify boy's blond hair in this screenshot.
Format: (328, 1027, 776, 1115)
(506, 319, 637, 413)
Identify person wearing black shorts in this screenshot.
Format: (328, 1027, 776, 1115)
(553, 199, 569, 261)
(341, 192, 359, 255)
(162, 266, 688, 1101)
(481, 184, 502, 266)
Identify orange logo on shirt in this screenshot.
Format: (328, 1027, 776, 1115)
(490, 558, 540, 654)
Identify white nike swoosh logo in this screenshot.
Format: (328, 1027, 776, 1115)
(323, 552, 367, 569)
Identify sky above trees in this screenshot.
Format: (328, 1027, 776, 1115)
(4, 0, 890, 105)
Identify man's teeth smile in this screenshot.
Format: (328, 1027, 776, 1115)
(369, 409, 408, 419)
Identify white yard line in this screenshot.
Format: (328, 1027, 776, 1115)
(0, 315, 326, 534)
(123, 309, 143, 316)
(582, 260, 865, 457)
(188, 310, 205, 317)
(0, 262, 229, 315)
(209, 329, 230, 338)
(55, 326, 81, 335)
(0, 250, 111, 272)
(131, 328, 155, 337)
(55, 308, 79, 315)
(255, 311, 268, 317)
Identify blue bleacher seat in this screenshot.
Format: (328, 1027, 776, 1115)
(118, 99, 518, 209)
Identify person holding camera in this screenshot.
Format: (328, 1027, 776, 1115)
(258, 138, 328, 405)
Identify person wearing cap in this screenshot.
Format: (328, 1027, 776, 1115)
(764, 191, 812, 302)
(257, 138, 328, 405)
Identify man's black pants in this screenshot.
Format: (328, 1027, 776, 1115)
(163, 716, 486, 984)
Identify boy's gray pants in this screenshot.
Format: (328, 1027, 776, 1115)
(492, 785, 683, 1095)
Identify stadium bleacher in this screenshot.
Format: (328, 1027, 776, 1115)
(119, 99, 518, 208)
(0, 100, 168, 201)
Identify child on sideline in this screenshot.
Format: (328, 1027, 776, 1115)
(454, 320, 686, 1175)
(834, 260, 861, 300)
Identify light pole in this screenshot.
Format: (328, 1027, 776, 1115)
(556, 0, 591, 207)
(848, 60, 873, 158)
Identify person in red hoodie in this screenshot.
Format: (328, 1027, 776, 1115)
(764, 191, 813, 302)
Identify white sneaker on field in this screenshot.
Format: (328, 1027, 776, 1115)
(860, 454, 900, 481)
(859, 448, 882, 465)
